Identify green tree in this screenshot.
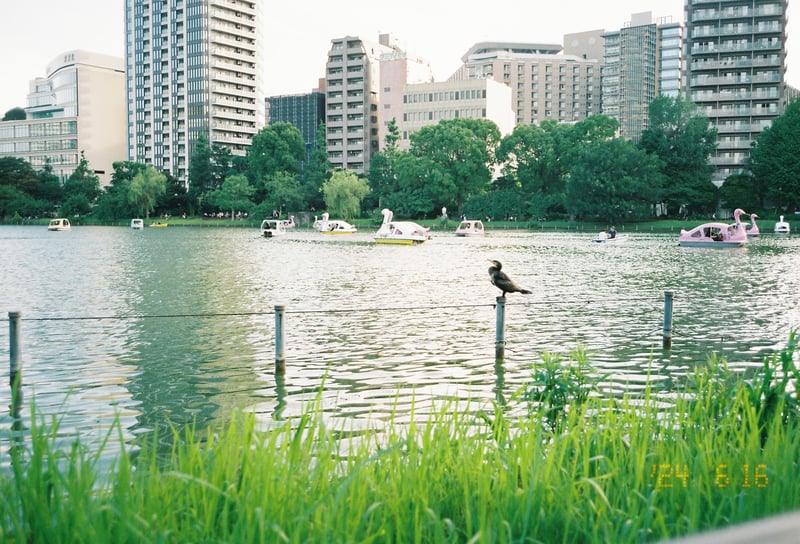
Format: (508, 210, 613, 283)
(494, 116, 619, 220)
(187, 134, 213, 215)
(0, 157, 52, 220)
(247, 123, 306, 197)
(400, 118, 500, 216)
(747, 98, 800, 212)
(207, 174, 254, 219)
(639, 96, 718, 217)
(93, 161, 148, 221)
(0, 156, 39, 196)
(128, 166, 167, 218)
(251, 171, 304, 220)
(367, 118, 402, 210)
(718, 173, 759, 212)
(322, 170, 370, 220)
(496, 121, 564, 219)
(301, 122, 330, 211)
(156, 171, 188, 217)
(34, 162, 64, 206)
(2, 107, 25, 121)
(565, 138, 664, 223)
(61, 152, 101, 216)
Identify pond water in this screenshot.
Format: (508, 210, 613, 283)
(1, 224, 798, 453)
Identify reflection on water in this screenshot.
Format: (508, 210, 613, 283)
(1, 225, 799, 453)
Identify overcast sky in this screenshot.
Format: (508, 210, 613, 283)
(1, 0, 796, 114)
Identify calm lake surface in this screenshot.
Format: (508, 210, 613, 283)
(1, 224, 799, 453)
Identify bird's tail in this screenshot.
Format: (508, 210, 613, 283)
(521, 289, 532, 294)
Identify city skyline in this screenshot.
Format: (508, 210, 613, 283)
(0, 0, 717, 114)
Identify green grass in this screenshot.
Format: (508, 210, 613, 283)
(2, 335, 799, 543)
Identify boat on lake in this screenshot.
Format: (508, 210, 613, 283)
(130, 218, 144, 230)
(315, 212, 357, 234)
(149, 221, 168, 228)
(455, 219, 485, 237)
(374, 208, 430, 245)
(745, 213, 760, 236)
(774, 215, 791, 234)
(678, 208, 748, 247)
(47, 218, 71, 231)
(592, 231, 629, 243)
(282, 215, 296, 228)
(259, 218, 287, 238)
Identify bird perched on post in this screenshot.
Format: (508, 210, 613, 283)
(488, 260, 532, 297)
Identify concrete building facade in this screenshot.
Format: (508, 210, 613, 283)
(450, 41, 602, 126)
(602, 12, 683, 141)
(325, 35, 399, 174)
(684, 0, 788, 184)
(266, 91, 326, 164)
(398, 78, 514, 148)
(0, 50, 125, 186)
(377, 42, 434, 149)
(125, 0, 263, 184)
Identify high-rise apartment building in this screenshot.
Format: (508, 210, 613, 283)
(684, 0, 788, 184)
(125, 0, 262, 184)
(325, 35, 398, 174)
(0, 50, 126, 186)
(450, 41, 601, 126)
(602, 12, 682, 141)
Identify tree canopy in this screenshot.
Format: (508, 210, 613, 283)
(747, 97, 800, 212)
(638, 96, 718, 217)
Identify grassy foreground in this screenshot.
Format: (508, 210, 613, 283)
(1, 338, 799, 543)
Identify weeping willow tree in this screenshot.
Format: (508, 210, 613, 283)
(321, 169, 370, 220)
(128, 166, 167, 218)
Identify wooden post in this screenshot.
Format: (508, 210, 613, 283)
(663, 291, 673, 349)
(9, 311, 22, 419)
(275, 304, 286, 373)
(495, 296, 506, 361)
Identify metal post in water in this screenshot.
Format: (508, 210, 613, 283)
(275, 305, 286, 373)
(495, 296, 506, 361)
(9, 311, 22, 418)
(663, 291, 674, 350)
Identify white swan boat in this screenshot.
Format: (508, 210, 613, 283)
(315, 212, 357, 234)
(455, 219, 485, 236)
(374, 208, 430, 245)
(259, 219, 287, 238)
(47, 218, 71, 231)
(130, 218, 144, 230)
(774, 215, 791, 234)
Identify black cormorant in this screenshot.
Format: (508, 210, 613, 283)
(488, 260, 532, 297)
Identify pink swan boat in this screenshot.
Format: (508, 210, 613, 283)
(745, 213, 760, 237)
(678, 208, 748, 248)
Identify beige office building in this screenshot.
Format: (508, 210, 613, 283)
(0, 50, 125, 186)
(397, 78, 514, 149)
(450, 41, 602, 126)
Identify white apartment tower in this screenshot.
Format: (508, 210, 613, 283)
(684, 0, 788, 184)
(325, 35, 397, 174)
(125, 0, 263, 184)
